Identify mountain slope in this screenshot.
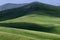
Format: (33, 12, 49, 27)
(0, 3, 25, 11)
(0, 2, 60, 21)
(0, 2, 60, 40)
(1, 12, 60, 34)
(0, 2, 60, 34)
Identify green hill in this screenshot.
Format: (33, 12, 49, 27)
(0, 31, 35, 40)
(0, 2, 60, 40)
(0, 27, 60, 40)
(1, 12, 60, 34)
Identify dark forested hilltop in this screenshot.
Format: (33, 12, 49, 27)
(0, 2, 60, 21)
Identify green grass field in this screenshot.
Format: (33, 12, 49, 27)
(0, 31, 36, 40)
(0, 27, 60, 40)
(1, 12, 60, 34)
(0, 13, 60, 40)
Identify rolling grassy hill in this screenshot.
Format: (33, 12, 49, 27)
(1, 12, 60, 34)
(0, 27, 60, 40)
(0, 2, 60, 40)
(0, 31, 35, 40)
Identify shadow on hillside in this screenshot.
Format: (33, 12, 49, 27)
(1, 10, 60, 22)
(33, 11, 60, 18)
(0, 9, 30, 21)
(0, 22, 55, 33)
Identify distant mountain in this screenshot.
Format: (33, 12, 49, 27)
(0, 3, 26, 11)
(0, 2, 60, 21)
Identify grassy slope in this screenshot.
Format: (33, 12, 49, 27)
(0, 2, 60, 40)
(1, 12, 60, 34)
(0, 12, 60, 40)
(0, 27, 60, 40)
(0, 31, 36, 40)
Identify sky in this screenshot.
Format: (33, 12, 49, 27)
(0, 0, 60, 6)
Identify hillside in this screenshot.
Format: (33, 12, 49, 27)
(0, 27, 60, 40)
(1, 13, 60, 34)
(0, 2, 60, 21)
(0, 2, 60, 40)
(0, 31, 35, 40)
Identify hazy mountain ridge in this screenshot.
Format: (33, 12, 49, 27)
(0, 3, 26, 11)
(0, 2, 60, 21)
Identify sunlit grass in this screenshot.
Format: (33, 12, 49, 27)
(1, 13, 60, 34)
(0, 27, 60, 40)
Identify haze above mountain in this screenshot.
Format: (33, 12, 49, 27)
(0, 3, 27, 11)
(0, 1, 60, 11)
